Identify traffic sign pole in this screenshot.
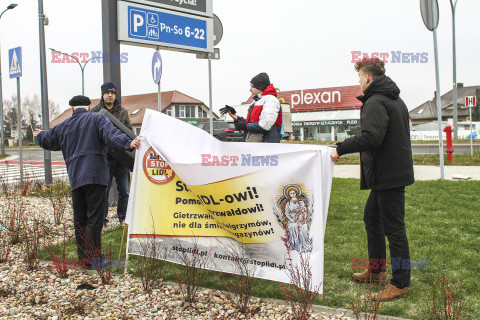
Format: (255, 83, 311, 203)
(38, 0, 53, 186)
(469, 106, 473, 156)
(208, 53, 213, 136)
(421, 0, 444, 180)
(16, 77, 23, 185)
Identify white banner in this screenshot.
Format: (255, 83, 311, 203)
(126, 109, 334, 292)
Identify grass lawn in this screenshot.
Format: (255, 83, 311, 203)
(39, 178, 480, 319)
(0, 154, 8, 160)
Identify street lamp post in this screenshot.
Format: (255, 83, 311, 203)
(0, 3, 18, 155)
(450, 0, 459, 139)
(49, 48, 101, 95)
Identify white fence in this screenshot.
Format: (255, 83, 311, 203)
(410, 130, 480, 141)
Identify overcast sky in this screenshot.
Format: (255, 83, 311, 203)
(1, 0, 479, 116)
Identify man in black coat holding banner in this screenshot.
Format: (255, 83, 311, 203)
(331, 58, 414, 301)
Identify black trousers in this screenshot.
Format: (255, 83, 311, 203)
(72, 184, 106, 263)
(364, 186, 411, 289)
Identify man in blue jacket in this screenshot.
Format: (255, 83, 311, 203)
(35, 95, 140, 267)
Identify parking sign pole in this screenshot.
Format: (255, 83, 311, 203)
(38, 0, 53, 186)
(208, 53, 213, 135)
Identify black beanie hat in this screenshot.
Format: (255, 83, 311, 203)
(250, 72, 270, 91)
(69, 95, 91, 107)
(101, 81, 117, 96)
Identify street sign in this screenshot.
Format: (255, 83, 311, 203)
(123, 0, 213, 17)
(213, 14, 223, 46)
(152, 50, 162, 84)
(465, 96, 476, 107)
(420, 0, 439, 31)
(118, 1, 214, 54)
(8, 47, 22, 78)
(196, 47, 220, 59)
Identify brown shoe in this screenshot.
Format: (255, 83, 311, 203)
(352, 270, 388, 284)
(372, 284, 409, 302)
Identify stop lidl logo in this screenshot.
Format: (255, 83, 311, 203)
(143, 147, 175, 184)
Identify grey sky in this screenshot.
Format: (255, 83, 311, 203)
(1, 0, 479, 115)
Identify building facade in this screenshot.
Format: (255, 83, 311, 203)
(49, 90, 219, 134)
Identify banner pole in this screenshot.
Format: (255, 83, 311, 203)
(118, 223, 127, 270)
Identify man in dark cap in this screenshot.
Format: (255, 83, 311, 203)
(90, 82, 132, 227)
(227, 72, 283, 142)
(35, 95, 140, 267)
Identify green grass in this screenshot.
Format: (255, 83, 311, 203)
(0, 154, 8, 160)
(39, 179, 480, 319)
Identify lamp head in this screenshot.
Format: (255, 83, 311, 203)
(7, 4, 17, 10)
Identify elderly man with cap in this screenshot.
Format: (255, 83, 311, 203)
(35, 95, 140, 267)
(90, 82, 132, 227)
(227, 72, 282, 143)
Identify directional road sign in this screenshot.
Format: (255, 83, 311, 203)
(118, 1, 214, 54)
(8, 47, 22, 78)
(152, 51, 162, 84)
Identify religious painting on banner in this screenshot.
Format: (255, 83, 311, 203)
(126, 109, 334, 292)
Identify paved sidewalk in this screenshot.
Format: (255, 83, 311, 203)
(334, 165, 480, 180)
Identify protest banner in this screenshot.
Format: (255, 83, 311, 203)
(126, 109, 334, 292)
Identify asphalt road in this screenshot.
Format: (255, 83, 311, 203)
(2, 143, 480, 161)
(3, 149, 64, 162)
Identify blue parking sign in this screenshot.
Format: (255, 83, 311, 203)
(118, 1, 213, 54)
(9, 47, 22, 78)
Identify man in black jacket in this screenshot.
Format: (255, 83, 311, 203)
(331, 58, 414, 301)
(91, 82, 133, 227)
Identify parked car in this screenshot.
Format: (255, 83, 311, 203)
(198, 121, 243, 142)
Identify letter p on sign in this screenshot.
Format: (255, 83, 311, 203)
(129, 9, 147, 38)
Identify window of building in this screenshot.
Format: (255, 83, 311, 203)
(175, 105, 185, 118)
(185, 105, 196, 118)
(166, 107, 172, 116)
(198, 106, 207, 118)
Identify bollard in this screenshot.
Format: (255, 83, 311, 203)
(443, 126, 454, 162)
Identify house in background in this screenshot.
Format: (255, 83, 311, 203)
(409, 84, 480, 125)
(49, 90, 219, 134)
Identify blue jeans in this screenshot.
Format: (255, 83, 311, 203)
(104, 159, 130, 225)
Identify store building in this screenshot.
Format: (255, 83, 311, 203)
(49, 90, 219, 134)
(241, 85, 363, 141)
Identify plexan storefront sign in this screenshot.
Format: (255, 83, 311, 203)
(291, 90, 341, 107)
(293, 120, 359, 127)
(127, 0, 213, 17)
